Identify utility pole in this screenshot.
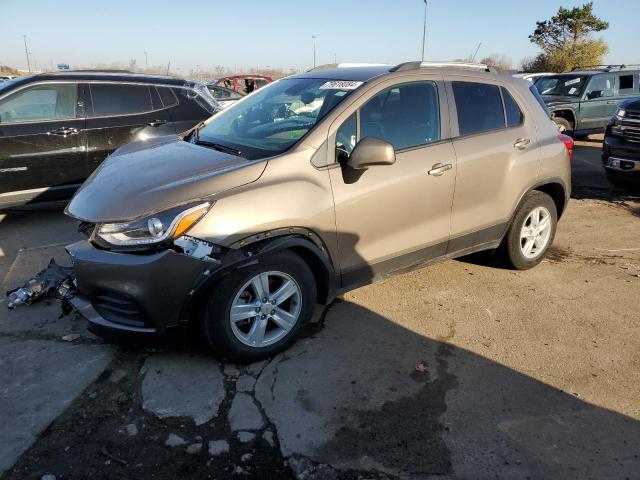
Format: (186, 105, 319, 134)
(421, 0, 428, 61)
(334, 52, 337, 64)
(312, 35, 317, 68)
(166, 61, 171, 75)
(144, 51, 148, 70)
(22, 34, 31, 72)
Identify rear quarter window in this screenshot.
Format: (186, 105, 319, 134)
(501, 87, 524, 127)
(529, 85, 551, 118)
(157, 86, 179, 108)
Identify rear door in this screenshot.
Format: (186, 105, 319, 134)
(0, 81, 88, 205)
(447, 79, 539, 252)
(85, 82, 173, 171)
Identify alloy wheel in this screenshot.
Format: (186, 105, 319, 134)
(519, 206, 552, 259)
(229, 271, 302, 348)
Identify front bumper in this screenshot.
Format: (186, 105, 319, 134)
(66, 240, 214, 333)
(602, 135, 640, 179)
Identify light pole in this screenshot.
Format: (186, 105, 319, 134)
(22, 34, 31, 72)
(144, 51, 148, 71)
(421, 0, 428, 61)
(312, 35, 317, 68)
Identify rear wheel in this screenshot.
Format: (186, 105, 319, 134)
(200, 251, 316, 362)
(503, 191, 557, 270)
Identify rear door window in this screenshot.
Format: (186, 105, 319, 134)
(452, 82, 505, 136)
(90, 83, 152, 116)
(0, 83, 77, 123)
(359, 81, 440, 150)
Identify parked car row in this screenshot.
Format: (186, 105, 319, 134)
(0, 72, 218, 208)
(533, 65, 640, 136)
(517, 64, 640, 184)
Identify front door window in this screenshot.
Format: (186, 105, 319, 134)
(0, 84, 77, 124)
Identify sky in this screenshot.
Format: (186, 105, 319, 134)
(1, 0, 638, 74)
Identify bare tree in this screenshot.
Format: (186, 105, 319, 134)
(480, 54, 513, 70)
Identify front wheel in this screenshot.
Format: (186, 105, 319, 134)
(553, 117, 574, 136)
(199, 251, 316, 362)
(503, 191, 558, 270)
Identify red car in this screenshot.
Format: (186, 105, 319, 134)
(209, 75, 272, 95)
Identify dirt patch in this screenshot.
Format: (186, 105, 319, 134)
(2, 349, 292, 480)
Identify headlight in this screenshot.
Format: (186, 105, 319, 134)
(96, 202, 212, 247)
(616, 108, 626, 118)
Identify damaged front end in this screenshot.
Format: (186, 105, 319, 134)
(62, 203, 231, 333)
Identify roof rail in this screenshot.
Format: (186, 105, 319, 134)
(391, 61, 495, 73)
(307, 63, 390, 72)
(45, 69, 136, 74)
(571, 64, 640, 72)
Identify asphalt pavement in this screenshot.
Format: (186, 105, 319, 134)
(0, 138, 638, 479)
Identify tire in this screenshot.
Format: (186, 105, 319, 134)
(553, 117, 573, 136)
(607, 174, 628, 188)
(200, 251, 316, 362)
(503, 191, 557, 270)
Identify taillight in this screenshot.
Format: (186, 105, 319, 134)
(558, 134, 574, 161)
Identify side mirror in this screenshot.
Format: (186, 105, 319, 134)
(587, 90, 603, 100)
(347, 137, 396, 170)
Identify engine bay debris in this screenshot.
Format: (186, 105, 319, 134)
(6, 259, 76, 309)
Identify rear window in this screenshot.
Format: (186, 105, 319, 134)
(90, 83, 152, 116)
(452, 82, 504, 136)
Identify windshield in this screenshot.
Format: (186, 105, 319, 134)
(534, 75, 586, 97)
(196, 78, 361, 160)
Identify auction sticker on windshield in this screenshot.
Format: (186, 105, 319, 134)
(320, 81, 363, 90)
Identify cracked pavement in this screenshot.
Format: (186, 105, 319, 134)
(1, 139, 639, 479)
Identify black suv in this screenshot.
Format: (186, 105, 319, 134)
(0, 71, 218, 208)
(534, 65, 640, 136)
(602, 97, 640, 184)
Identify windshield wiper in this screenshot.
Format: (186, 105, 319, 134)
(194, 139, 243, 157)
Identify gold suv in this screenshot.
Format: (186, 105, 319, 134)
(65, 62, 573, 361)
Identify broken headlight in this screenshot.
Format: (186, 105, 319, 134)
(95, 202, 212, 247)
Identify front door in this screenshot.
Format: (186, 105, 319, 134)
(327, 78, 456, 287)
(0, 82, 87, 205)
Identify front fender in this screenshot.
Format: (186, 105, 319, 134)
(179, 233, 339, 322)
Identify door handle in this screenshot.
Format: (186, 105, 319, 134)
(606, 100, 618, 105)
(514, 138, 531, 150)
(147, 119, 167, 127)
(48, 127, 79, 137)
(428, 163, 452, 177)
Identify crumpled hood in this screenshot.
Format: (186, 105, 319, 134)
(542, 95, 577, 108)
(66, 135, 266, 222)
